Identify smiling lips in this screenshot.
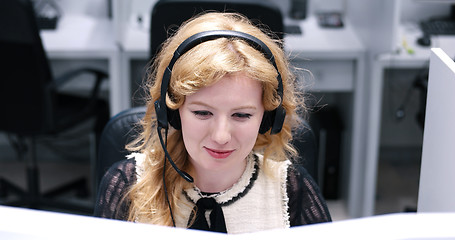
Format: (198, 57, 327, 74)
(205, 147, 234, 159)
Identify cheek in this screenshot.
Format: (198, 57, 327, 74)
(235, 115, 263, 145)
(180, 112, 202, 142)
(238, 129, 259, 148)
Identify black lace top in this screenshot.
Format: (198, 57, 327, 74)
(94, 157, 332, 231)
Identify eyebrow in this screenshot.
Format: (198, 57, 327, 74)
(187, 101, 258, 111)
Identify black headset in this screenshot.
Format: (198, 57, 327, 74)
(154, 30, 286, 184)
(154, 30, 286, 135)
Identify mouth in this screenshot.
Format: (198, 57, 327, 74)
(204, 147, 234, 159)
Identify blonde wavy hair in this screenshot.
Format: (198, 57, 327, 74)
(125, 12, 306, 226)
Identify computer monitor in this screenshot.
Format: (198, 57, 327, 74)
(417, 48, 455, 212)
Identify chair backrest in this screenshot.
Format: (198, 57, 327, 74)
(150, 0, 283, 60)
(291, 120, 319, 183)
(0, 0, 55, 135)
(97, 107, 319, 187)
(96, 107, 146, 187)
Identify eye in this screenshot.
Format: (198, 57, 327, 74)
(192, 110, 212, 119)
(232, 113, 252, 120)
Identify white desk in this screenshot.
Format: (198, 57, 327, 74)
(120, 14, 367, 218)
(247, 212, 455, 240)
(364, 22, 455, 216)
(40, 14, 123, 115)
(1, 206, 455, 239)
(0, 206, 224, 240)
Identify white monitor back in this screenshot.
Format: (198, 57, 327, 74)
(417, 48, 455, 212)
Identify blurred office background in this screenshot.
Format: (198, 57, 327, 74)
(1, 0, 455, 221)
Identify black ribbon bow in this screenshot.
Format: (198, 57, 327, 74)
(188, 197, 227, 233)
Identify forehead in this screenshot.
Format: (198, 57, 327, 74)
(184, 73, 263, 107)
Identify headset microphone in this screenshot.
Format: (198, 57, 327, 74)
(156, 125, 194, 183)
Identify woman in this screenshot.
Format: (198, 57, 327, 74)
(94, 12, 331, 234)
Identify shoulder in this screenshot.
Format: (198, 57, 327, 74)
(287, 163, 314, 187)
(106, 152, 144, 174)
(286, 163, 332, 225)
(255, 153, 291, 177)
(286, 162, 321, 200)
(99, 154, 141, 193)
(94, 157, 137, 220)
(106, 157, 137, 181)
(253, 153, 314, 190)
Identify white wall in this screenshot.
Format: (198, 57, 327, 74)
(56, 0, 109, 17)
(400, 0, 452, 23)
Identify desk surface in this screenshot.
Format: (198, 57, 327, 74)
(121, 15, 365, 59)
(1, 206, 455, 240)
(377, 22, 455, 65)
(41, 15, 118, 58)
(284, 16, 364, 59)
(0, 206, 223, 240)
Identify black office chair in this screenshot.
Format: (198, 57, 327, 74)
(150, 0, 284, 61)
(0, 0, 110, 213)
(96, 107, 319, 190)
(96, 107, 146, 190)
(291, 119, 319, 183)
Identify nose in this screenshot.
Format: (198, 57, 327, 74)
(210, 116, 231, 145)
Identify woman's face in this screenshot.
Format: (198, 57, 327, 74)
(179, 72, 264, 185)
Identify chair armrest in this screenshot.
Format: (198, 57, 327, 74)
(54, 68, 107, 87)
(53, 68, 108, 101)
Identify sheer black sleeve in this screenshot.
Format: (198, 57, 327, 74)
(93, 159, 136, 220)
(287, 163, 332, 226)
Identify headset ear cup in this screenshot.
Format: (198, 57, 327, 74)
(259, 105, 286, 135)
(155, 100, 169, 129)
(167, 108, 182, 130)
(259, 111, 274, 134)
(270, 106, 286, 135)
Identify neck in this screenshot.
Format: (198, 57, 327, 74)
(194, 160, 247, 193)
